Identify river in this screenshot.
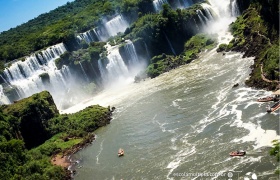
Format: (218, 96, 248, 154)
(62, 29, 280, 180)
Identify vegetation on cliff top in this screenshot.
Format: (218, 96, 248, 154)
(270, 140, 280, 174)
(0, 91, 113, 180)
(225, 0, 279, 90)
(0, 0, 153, 62)
(145, 33, 217, 78)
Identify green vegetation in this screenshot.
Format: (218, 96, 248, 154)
(227, 0, 279, 90)
(0, 0, 153, 62)
(55, 42, 105, 71)
(145, 34, 216, 78)
(125, 4, 205, 57)
(217, 43, 228, 52)
(270, 140, 280, 174)
(0, 91, 113, 179)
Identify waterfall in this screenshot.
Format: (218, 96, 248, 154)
(1, 43, 71, 108)
(98, 59, 107, 81)
(207, 0, 231, 18)
(93, 28, 108, 42)
(78, 30, 96, 44)
(196, 9, 206, 26)
(196, 10, 207, 26)
(163, 32, 176, 55)
(201, 3, 215, 20)
(104, 15, 129, 37)
(97, 44, 131, 85)
(153, 0, 168, 12)
(76, 14, 128, 43)
(231, 0, 240, 17)
(4, 43, 66, 81)
(105, 48, 129, 82)
(124, 40, 139, 66)
(90, 62, 99, 78)
(79, 61, 90, 82)
(176, 0, 194, 8)
(144, 42, 151, 60)
(0, 85, 11, 104)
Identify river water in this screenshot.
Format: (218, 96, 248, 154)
(63, 30, 280, 179)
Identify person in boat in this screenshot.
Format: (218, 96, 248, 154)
(118, 148, 124, 156)
(266, 105, 271, 112)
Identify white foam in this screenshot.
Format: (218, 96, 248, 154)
(166, 146, 196, 179)
(96, 139, 104, 165)
(231, 120, 280, 149)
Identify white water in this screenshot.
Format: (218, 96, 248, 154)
(65, 1, 280, 179)
(77, 30, 96, 44)
(124, 40, 139, 66)
(231, 0, 240, 17)
(76, 14, 128, 43)
(1, 43, 75, 108)
(104, 15, 129, 38)
(153, 0, 168, 12)
(0, 85, 11, 104)
(79, 61, 89, 83)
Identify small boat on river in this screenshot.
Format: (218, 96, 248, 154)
(118, 148, 124, 157)
(257, 90, 280, 102)
(257, 96, 274, 102)
(229, 150, 246, 156)
(267, 101, 280, 113)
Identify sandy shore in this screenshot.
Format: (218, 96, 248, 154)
(51, 154, 71, 168)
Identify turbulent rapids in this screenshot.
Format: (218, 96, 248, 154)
(69, 43, 279, 179)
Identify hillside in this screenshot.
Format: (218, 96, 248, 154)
(0, 91, 113, 179)
(0, 0, 155, 63)
(218, 0, 279, 90)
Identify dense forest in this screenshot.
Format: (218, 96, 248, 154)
(0, 0, 157, 62)
(0, 0, 279, 179)
(0, 91, 113, 179)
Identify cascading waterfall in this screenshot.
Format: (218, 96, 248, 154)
(163, 32, 176, 55)
(78, 30, 96, 44)
(176, 0, 194, 8)
(196, 0, 238, 34)
(98, 59, 107, 81)
(153, 0, 168, 12)
(104, 15, 129, 38)
(105, 47, 129, 83)
(207, 0, 231, 18)
(90, 62, 99, 78)
(93, 28, 108, 42)
(201, 3, 215, 20)
(144, 42, 151, 60)
(66, 1, 277, 180)
(0, 85, 11, 104)
(196, 9, 208, 26)
(76, 14, 128, 43)
(1, 43, 72, 108)
(79, 61, 90, 83)
(3, 43, 66, 81)
(124, 40, 139, 66)
(231, 0, 240, 17)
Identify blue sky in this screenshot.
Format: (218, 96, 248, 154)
(0, 0, 74, 33)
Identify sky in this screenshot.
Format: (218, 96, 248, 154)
(0, 0, 75, 33)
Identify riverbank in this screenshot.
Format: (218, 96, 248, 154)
(0, 91, 115, 179)
(51, 133, 97, 179)
(225, 1, 279, 91)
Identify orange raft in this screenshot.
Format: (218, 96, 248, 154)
(229, 150, 246, 156)
(118, 148, 124, 157)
